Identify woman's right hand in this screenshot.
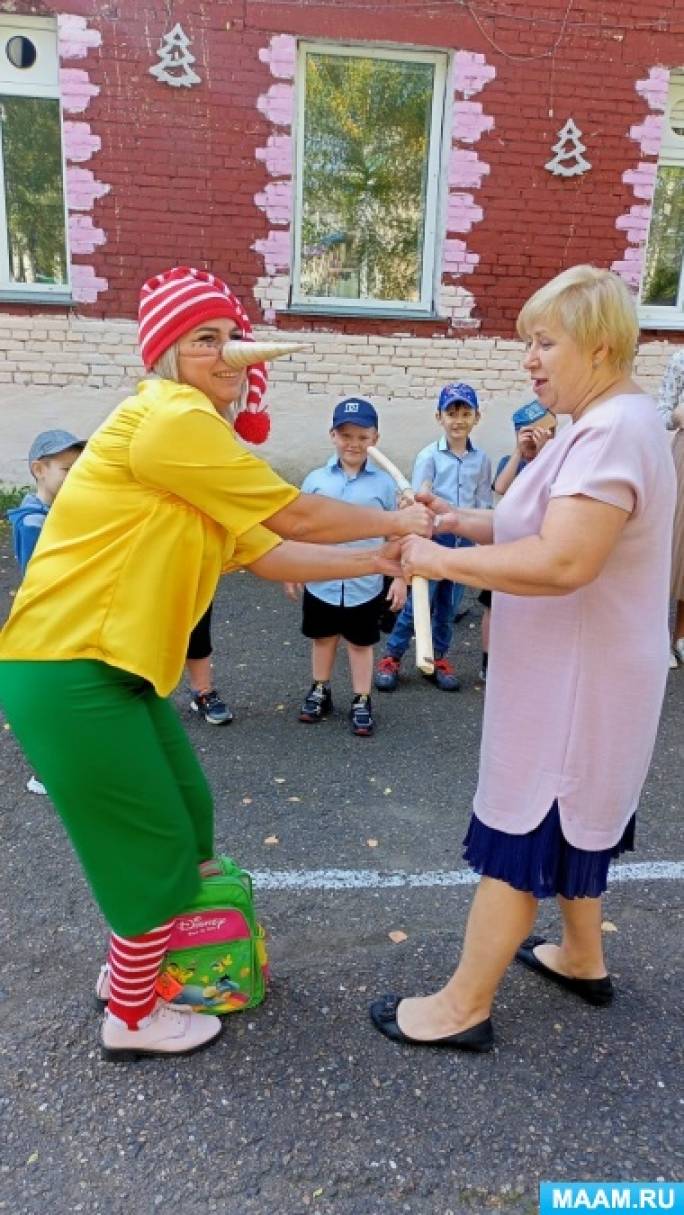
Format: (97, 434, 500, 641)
(283, 581, 303, 602)
(391, 502, 433, 537)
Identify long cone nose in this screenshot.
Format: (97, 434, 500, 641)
(220, 340, 308, 368)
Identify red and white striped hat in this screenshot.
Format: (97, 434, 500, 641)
(138, 266, 270, 443)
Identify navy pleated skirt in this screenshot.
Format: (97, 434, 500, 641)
(462, 800, 636, 899)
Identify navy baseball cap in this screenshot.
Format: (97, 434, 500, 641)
(331, 397, 378, 430)
(28, 429, 86, 467)
(437, 382, 479, 413)
(511, 400, 551, 430)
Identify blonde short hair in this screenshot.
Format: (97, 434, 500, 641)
(516, 265, 638, 373)
(152, 344, 180, 381)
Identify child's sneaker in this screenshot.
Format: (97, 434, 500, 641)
(190, 689, 233, 725)
(101, 1003, 223, 1062)
(26, 775, 46, 795)
(426, 657, 461, 692)
(298, 682, 332, 723)
(374, 654, 401, 691)
(350, 694, 374, 737)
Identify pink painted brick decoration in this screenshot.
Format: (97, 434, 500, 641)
(69, 214, 106, 254)
(70, 263, 108, 303)
(448, 147, 490, 189)
(57, 13, 102, 60)
(257, 83, 295, 127)
(453, 101, 494, 145)
(453, 50, 496, 99)
(254, 180, 293, 225)
(258, 34, 296, 80)
(253, 228, 291, 275)
(630, 113, 665, 157)
(59, 69, 99, 114)
(66, 167, 110, 211)
(62, 121, 101, 163)
(636, 67, 669, 112)
(256, 135, 293, 178)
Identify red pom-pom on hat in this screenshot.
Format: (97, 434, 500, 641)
(233, 410, 271, 445)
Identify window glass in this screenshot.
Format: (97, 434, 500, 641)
(1, 94, 67, 286)
(296, 49, 442, 310)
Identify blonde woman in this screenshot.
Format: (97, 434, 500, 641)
(370, 266, 676, 1052)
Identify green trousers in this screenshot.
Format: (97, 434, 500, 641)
(0, 660, 213, 936)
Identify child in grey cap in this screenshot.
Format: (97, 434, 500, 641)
(6, 430, 85, 793)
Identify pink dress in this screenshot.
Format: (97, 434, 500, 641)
(473, 393, 676, 851)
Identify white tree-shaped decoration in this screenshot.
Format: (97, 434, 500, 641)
(149, 23, 201, 88)
(545, 118, 591, 177)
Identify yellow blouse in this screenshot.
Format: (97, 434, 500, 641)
(0, 379, 299, 695)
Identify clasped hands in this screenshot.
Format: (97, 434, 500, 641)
(377, 491, 462, 580)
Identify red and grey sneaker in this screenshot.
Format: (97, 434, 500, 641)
(350, 694, 374, 737)
(427, 657, 461, 692)
(298, 682, 333, 723)
(374, 654, 401, 691)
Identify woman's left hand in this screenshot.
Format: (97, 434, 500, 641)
(399, 535, 449, 580)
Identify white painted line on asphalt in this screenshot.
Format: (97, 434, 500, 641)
(252, 860, 684, 891)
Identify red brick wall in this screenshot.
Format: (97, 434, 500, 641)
(12, 0, 684, 341)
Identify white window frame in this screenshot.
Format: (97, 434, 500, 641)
(291, 41, 448, 316)
(639, 70, 684, 331)
(0, 13, 71, 301)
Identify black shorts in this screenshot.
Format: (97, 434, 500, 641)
(301, 588, 385, 647)
(478, 590, 492, 609)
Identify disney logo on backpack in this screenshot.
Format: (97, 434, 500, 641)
(155, 857, 269, 1015)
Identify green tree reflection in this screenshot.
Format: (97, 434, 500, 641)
(1, 95, 67, 285)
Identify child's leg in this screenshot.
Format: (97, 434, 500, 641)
(382, 595, 415, 659)
(312, 636, 339, 682)
(186, 654, 212, 695)
(347, 641, 374, 695)
(431, 578, 456, 657)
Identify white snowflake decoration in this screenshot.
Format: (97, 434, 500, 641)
(149, 23, 201, 88)
(545, 118, 591, 177)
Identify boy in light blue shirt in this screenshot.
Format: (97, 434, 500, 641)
(285, 397, 406, 737)
(375, 382, 492, 692)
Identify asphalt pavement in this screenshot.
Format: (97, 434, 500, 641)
(0, 545, 682, 1215)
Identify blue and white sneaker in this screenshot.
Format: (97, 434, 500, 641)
(190, 689, 233, 725)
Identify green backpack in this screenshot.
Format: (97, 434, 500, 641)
(156, 856, 268, 1015)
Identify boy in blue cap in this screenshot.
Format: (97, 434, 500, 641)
(375, 383, 492, 692)
(492, 399, 556, 496)
(286, 397, 406, 736)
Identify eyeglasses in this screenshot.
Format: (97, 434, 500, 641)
(178, 333, 245, 357)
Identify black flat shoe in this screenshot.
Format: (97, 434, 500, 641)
(515, 935, 614, 1006)
(369, 993, 494, 1052)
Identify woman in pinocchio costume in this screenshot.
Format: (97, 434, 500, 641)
(0, 266, 430, 1061)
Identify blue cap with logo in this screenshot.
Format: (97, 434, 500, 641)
(28, 429, 86, 467)
(511, 400, 551, 430)
(331, 397, 378, 430)
(437, 382, 479, 413)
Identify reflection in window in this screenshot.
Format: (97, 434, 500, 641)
(1, 95, 67, 286)
(296, 50, 442, 309)
(641, 166, 684, 308)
